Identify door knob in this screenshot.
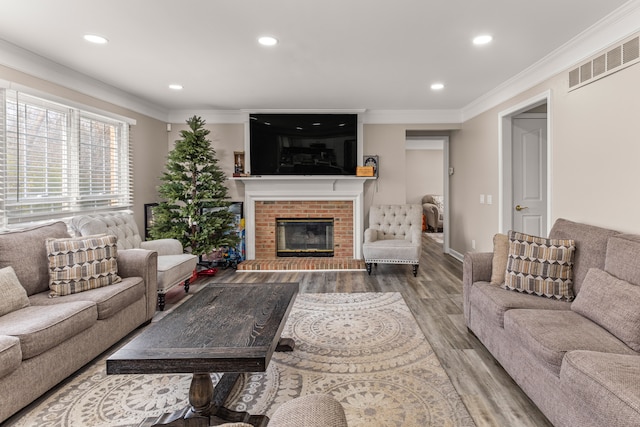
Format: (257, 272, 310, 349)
(515, 205, 528, 211)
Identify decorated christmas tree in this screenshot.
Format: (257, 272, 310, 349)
(149, 116, 238, 256)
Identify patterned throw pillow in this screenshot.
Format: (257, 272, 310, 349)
(503, 230, 576, 301)
(46, 234, 121, 297)
(0, 266, 30, 316)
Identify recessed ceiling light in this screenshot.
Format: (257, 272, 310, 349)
(431, 83, 445, 90)
(83, 34, 108, 44)
(169, 84, 183, 90)
(473, 35, 493, 45)
(258, 36, 278, 46)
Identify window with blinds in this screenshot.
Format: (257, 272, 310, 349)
(0, 90, 132, 227)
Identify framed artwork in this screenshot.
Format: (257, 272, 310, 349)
(363, 155, 379, 178)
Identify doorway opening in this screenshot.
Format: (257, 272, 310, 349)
(499, 91, 551, 236)
(405, 134, 450, 254)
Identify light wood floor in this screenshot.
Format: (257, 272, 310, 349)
(204, 234, 554, 427)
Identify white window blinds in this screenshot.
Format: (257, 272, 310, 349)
(0, 90, 133, 227)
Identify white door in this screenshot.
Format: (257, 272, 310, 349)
(512, 116, 547, 236)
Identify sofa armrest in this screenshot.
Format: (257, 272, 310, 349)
(268, 394, 348, 427)
(364, 228, 378, 243)
(462, 251, 493, 326)
(117, 249, 158, 320)
(141, 238, 184, 256)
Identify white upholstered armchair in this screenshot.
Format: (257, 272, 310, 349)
(362, 204, 422, 277)
(69, 212, 198, 311)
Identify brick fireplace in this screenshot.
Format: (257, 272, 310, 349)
(236, 176, 371, 263)
(255, 200, 353, 259)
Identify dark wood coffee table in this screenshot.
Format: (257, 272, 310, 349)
(107, 282, 299, 427)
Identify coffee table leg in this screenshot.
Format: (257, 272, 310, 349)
(189, 372, 214, 416)
(144, 372, 268, 427)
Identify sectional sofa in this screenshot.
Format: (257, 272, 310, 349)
(463, 218, 640, 426)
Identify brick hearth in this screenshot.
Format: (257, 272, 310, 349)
(237, 257, 365, 271)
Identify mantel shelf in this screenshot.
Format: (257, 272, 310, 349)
(231, 175, 376, 182)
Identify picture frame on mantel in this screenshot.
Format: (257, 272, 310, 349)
(363, 155, 379, 178)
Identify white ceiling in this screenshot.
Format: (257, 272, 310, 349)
(0, 0, 634, 118)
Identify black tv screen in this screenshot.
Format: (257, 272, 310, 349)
(249, 113, 357, 176)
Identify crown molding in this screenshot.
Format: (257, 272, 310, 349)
(462, 0, 640, 121)
(0, 39, 169, 121)
(362, 109, 462, 124)
(2, 0, 638, 126)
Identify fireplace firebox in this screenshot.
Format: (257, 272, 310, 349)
(276, 218, 334, 257)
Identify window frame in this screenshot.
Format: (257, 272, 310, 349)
(0, 88, 133, 229)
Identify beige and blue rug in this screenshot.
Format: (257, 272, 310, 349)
(7, 292, 474, 427)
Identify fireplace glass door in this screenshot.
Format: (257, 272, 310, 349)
(276, 218, 334, 257)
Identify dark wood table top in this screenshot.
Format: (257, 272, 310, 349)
(107, 282, 299, 375)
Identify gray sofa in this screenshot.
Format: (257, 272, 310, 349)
(0, 221, 158, 423)
(463, 218, 640, 427)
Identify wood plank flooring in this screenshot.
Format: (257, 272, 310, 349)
(201, 234, 553, 427)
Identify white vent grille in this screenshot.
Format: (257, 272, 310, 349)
(569, 34, 640, 91)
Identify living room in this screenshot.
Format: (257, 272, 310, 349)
(1, 1, 640, 426)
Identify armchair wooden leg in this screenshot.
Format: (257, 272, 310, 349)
(366, 263, 372, 275)
(412, 264, 418, 277)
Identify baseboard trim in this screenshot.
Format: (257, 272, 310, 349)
(448, 249, 464, 263)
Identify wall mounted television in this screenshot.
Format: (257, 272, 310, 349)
(249, 113, 358, 176)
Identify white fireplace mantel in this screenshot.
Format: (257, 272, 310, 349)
(234, 176, 374, 260)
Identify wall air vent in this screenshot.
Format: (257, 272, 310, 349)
(568, 34, 640, 91)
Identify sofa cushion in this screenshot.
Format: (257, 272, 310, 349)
(0, 221, 70, 296)
(156, 254, 198, 292)
(46, 234, 122, 297)
(561, 351, 640, 426)
(0, 335, 21, 379)
(571, 268, 640, 352)
(549, 218, 620, 294)
(30, 276, 145, 320)
(470, 282, 571, 328)
(503, 230, 576, 301)
(490, 233, 509, 285)
(604, 234, 640, 286)
(0, 266, 30, 317)
(0, 301, 97, 359)
(362, 239, 421, 263)
(504, 309, 637, 376)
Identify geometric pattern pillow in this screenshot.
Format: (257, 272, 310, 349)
(46, 234, 121, 297)
(503, 230, 576, 301)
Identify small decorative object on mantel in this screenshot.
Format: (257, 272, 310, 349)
(356, 166, 374, 177)
(233, 151, 245, 177)
(363, 155, 379, 177)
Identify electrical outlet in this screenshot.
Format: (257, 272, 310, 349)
(480, 194, 485, 204)
(486, 195, 492, 205)
(472, 239, 476, 250)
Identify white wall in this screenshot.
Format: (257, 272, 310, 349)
(450, 59, 640, 254)
(405, 149, 443, 205)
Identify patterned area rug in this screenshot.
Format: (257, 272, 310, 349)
(7, 292, 474, 427)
